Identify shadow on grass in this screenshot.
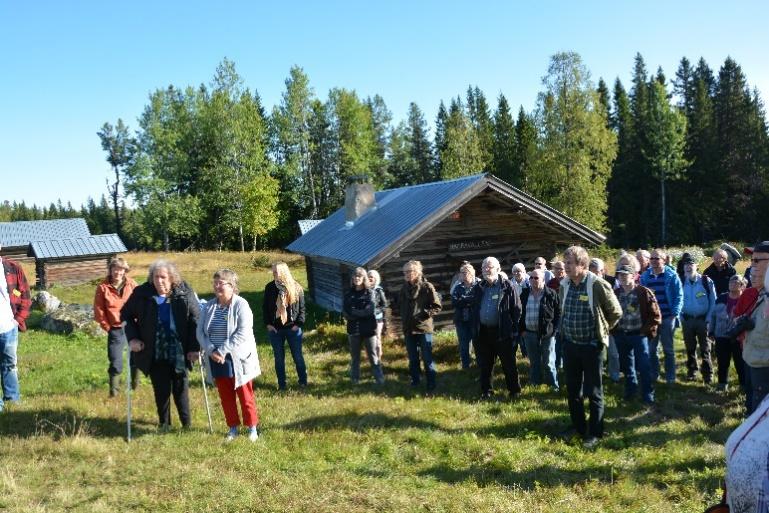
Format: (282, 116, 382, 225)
(282, 411, 447, 432)
(0, 407, 158, 440)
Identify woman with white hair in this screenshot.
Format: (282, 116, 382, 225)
(121, 260, 200, 430)
(198, 269, 261, 441)
(510, 263, 529, 297)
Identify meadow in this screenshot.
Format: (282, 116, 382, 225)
(0, 251, 742, 512)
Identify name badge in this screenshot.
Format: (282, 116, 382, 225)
(696, 292, 705, 298)
(627, 305, 636, 313)
(12, 289, 21, 297)
(579, 295, 589, 302)
(492, 294, 499, 300)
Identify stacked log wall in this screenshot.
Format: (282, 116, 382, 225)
(37, 257, 110, 288)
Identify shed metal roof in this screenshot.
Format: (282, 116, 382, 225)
(29, 234, 127, 259)
(0, 218, 91, 248)
(298, 219, 323, 235)
(286, 173, 605, 267)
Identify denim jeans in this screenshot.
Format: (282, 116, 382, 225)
(564, 338, 604, 438)
(404, 333, 437, 390)
(0, 325, 20, 411)
(714, 337, 746, 387)
(614, 333, 654, 403)
(650, 316, 678, 383)
(269, 327, 307, 389)
(454, 321, 474, 369)
(349, 334, 384, 384)
(107, 327, 129, 376)
(554, 331, 564, 369)
(607, 335, 620, 381)
(522, 331, 558, 389)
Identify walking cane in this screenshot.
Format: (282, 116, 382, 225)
(126, 341, 132, 442)
(198, 352, 214, 434)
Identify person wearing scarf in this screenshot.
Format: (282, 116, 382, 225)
(121, 260, 200, 430)
(263, 262, 307, 391)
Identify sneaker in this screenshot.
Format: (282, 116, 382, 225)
(248, 426, 259, 442)
(583, 436, 600, 449)
(225, 427, 239, 442)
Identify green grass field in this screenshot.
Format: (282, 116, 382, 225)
(0, 252, 740, 512)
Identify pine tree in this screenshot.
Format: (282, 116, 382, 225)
(492, 94, 517, 185)
(606, 78, 636, 246)
(513, 106, 537, 191)
(530, 52, 617, 231)
(407, 102, 434, 184)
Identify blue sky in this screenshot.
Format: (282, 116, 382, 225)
(2, 1, 768, 208)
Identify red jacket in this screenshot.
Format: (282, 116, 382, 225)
(93, 277, 137, 331)
(2, 258, 32, 332)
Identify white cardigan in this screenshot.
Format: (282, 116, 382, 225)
(197, 295, 261, 389)
(726, 395, 769, 512)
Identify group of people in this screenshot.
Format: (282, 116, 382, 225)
(92, 258, 310, 442)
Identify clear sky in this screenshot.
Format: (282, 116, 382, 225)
(2, 0, 768, 208)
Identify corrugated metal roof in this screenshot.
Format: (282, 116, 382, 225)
(298, 219, 323, 235)
(0, 218, 91, 248)
(286, 173, 606, 266)
(286, 174, 487, 266)
(29, 234, 127, 259)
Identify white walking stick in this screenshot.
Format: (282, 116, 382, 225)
(126, 342, 132, 442)
(198, 353, 214, 434)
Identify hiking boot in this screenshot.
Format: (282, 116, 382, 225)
(716, 383, 729, 392)
(109, 374, 120, 397)
(583, 436, 600, 449)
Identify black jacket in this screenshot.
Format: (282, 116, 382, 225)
(703, 261, 737, 296)
(262, 281, 305, 329)
(343, 287, 377, 337)
(518, 286, 561, 338)
(121, 281, 200, 374)
(474, 277, 521, 341)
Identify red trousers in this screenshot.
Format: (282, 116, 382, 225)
(214, 377, 260, 428)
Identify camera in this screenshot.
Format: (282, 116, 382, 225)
(724, 315, 756, 339)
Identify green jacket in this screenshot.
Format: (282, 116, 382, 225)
(558, 272, 622, 347)
(398, 278, 442, 335)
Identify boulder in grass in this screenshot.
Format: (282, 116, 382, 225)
(40, 304, 102, 338)
(33, 291, 61, 314)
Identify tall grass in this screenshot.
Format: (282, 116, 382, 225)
(1, 252, 739, 512)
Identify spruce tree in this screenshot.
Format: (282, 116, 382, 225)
(492, 94, 517, 185)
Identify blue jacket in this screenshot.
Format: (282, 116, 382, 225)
(640, 266, 684, 318)
(681, 274, 716, 319)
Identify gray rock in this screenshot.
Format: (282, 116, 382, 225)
(33, 291, 61, 313)
(40, 304, 102, 338)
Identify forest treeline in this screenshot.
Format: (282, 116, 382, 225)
(2, 51, 767, 250)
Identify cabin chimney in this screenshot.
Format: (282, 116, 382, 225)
(344, 175, 376, 225)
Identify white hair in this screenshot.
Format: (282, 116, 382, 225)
(589, 258, 605, 272)
(512, 263, 526, 273)
(482, 256, 501, 270)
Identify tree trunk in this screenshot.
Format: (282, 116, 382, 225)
(111, 165, 122, 238)
(239, 224, 245, 252)
(163, 230, 170, 252)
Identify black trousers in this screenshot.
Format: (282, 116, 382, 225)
(475, 325, 521, 395)
(564, 339, 604, 438)
(714, 336, 746, 387)
(149, 361, 190, 427)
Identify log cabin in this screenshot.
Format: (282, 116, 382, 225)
(286, 173, 606, 332)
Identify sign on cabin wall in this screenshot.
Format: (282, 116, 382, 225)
(448, 239, 491, 252)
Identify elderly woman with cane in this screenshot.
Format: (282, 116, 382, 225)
(121, 260, 200, 431)
(198, 269, 261, 442)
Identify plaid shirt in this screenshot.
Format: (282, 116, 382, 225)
(2, 257, 32, 332)
(561, 277, 596, 343)
(617, 288, 643, 333)
(525, 290, 542, 332)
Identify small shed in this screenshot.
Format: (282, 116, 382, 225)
(0, 218, 127, 288)
(29, 234, 128, 288)
(286, 173, 605, 330)
(0, 218, 91, 264)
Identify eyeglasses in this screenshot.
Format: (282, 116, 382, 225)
(752, 258, 769, 264)
(529, 277, 540, 280)
(649, 257, 662, 260)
